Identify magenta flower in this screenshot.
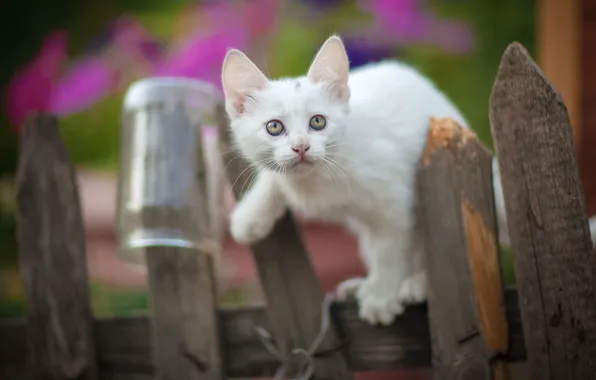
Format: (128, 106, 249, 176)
(2, 19, 165, 129)
(155, 28, 247, 87)
(199, 0, 277, 37)
(3, 31, 67, 129)
(359, 0, 427, 40)
(243, 0, 278, 36)
(3, 1, 279, 128)
(357, 0, 474, 53)
(48, 58, 114, 116)
(155, 2, 253, 87)
(108, 17, 163, 67)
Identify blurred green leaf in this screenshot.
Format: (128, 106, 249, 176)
(59, 94, 123, 171)
(90, 281, 149, 317)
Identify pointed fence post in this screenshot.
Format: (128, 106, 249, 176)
(418, 118, 510, 380)
(490, 42, 596, 379)
(16, 114, 98, 380)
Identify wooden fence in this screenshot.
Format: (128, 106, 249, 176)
(1, 43, 596, 380)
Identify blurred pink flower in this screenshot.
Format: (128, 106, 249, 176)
(3, 19, 164, 129)
(103, 17, 164, 89)
(201, 1, 239, 28)
(156, 2, 253, 87)
(48, 58, 114, 115)
(156, 28, 247, 87)
(359, 0, 426, 39)
(358, 0, 474, 53)
(109, 17, 163, 67)
(3, 31, 67, 129)
(243, 0, 278, 36)
(3, 1, 276, 128)
(200, 0, 277, 37)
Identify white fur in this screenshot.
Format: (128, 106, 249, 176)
(221, 35, 596, 326)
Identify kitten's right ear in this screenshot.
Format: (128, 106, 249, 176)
(221, 49, 269, 116)
(307, 35, 350, 102)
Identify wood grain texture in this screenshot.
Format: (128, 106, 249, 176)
(216, 104, 352, 379)
(418, 118, 509, 380)
(490, 42, 596, 380)
(146, 247, 221, 380)
(0, 289, 526, 379)
(139, 106, 222, 380)
(15, 114, 98, 379)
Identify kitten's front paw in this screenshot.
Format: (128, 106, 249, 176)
(230, 207, 275, 245)
(336, 277, 365, 301)
(398, 272, 427, 305)
(356, 279, 404, 326)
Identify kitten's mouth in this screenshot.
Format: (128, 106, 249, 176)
(287, 159, 315, 174)
(291, 160, 312, 167)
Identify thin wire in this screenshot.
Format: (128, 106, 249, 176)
(254, 293, 335, 380)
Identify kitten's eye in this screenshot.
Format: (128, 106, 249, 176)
(266, 120, 285, 136)
(309, 115, 327, 131)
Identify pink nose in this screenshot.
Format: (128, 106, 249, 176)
(291, 144, 310, 158)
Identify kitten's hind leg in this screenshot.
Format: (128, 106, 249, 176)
(356, 231, 413, 326)
(230, 171, 286, 244)
(397, 238, 427, 305)
(398, 272, 427, 305)
(336, 229, 371, 301)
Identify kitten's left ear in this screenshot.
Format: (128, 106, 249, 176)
(221, 49, 269, 116)
(307, 35, 350, 102)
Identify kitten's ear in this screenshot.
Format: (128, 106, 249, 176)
(221, 49, 269, 116)
(307, 35, 350, 102)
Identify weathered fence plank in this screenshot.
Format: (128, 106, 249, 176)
(15, 114, 98, 379)
(216, 104, 352, 379)
(121, 84, 223, 380)
(490, 42, 596, 379)
(0, 289, 525, 379)
(145, 245, 220, 380)
(418, 118, 510, 380)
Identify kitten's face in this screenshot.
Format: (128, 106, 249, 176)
(222, 35, 350, 176)
(230, 78, 349, 174)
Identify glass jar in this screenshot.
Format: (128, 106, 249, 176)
(116, 77, 221, 266)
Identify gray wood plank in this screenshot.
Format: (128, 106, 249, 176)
(215, 104, 352, 379)
(418, 118, 510, 380)
(0, 289, 525, 379)
(490, 42, 596, 380)
(146, 246, 221, 380)
(128, 104, 222, 380)
(15, 114, 98, 379)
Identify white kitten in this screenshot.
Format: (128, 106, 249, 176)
(221, 35, 596, 325)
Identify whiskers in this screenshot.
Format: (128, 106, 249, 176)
(320, 155, 352, 198)
(227, 154, 287, 207)
(324, 142, 355, 195)
(224, 142, 355, 208)
(260, 158, 287, 207)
